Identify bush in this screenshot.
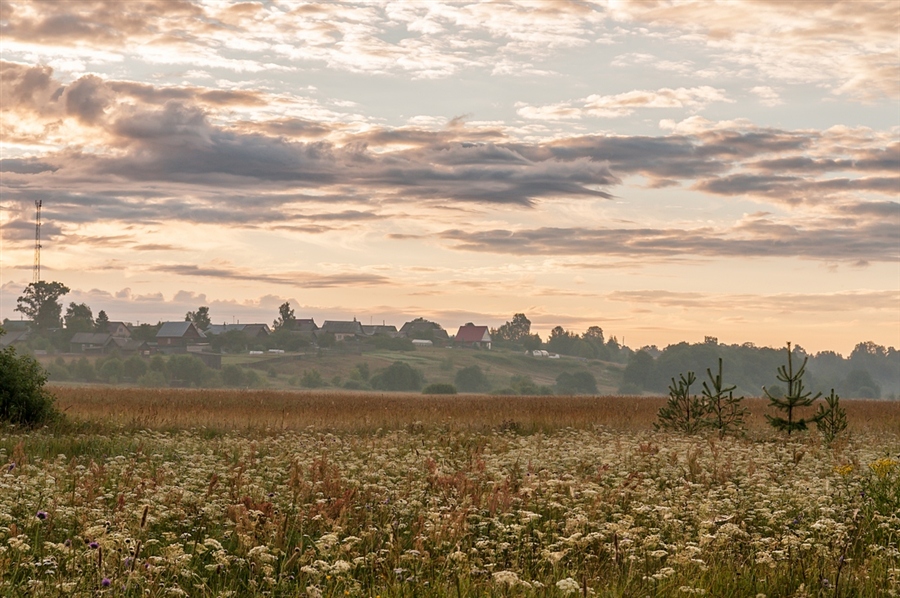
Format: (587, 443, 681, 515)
(137, 371, 167, 387)
(70, 357, 96, 382)
(555, 371, 598, 395)
(122, 356, 148, 382)
(370, 362, 424, 391)
(0, 341, 59, 426)
(454, 365, 491, 393)
(167, 355, 207, 387)
(97, 357, 124, 384)
(423, 383, 457, 395)
(221, 364, 246, 387)
(365, 335, 415, 351)
(46, 363, 70, 382)
(343, 379, 371, 390)
(300, 369, 324, 388)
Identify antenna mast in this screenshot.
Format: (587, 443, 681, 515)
(33, 200, 42, 284)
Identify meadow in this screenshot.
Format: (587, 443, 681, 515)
(1, 388, 898, 597)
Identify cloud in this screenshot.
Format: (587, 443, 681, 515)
(606, 289, 900, 314)
(437, 209, 900, 263)
(147, 263, 392, 288)
(517, 86, 732, 120)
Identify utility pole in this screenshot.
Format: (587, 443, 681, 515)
(33, 200, 42, 284)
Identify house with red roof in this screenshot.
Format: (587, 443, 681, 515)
(454, 323, 492, 350)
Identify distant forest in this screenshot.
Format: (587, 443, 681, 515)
(618, 340, 899, 400)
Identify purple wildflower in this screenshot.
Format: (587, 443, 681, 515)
(36, 511, 47, 520)
(101, 578, 111, 587)
(89, 541, 99, 549)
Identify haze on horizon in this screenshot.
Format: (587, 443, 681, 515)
(1, 0, 898, 356)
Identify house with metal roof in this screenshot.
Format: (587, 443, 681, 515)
(155, 321, 207, 349)
(454, 323, 492, 350)
(320, 319, 364, 342)
(70, 332, 116, 353)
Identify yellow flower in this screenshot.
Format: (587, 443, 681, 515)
(869, 457, 898, 478)
(833, 464, 853, 476)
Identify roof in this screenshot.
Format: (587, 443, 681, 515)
(241, 323, 271, 336)
(70, 332, 113, 345)
(106, 321, 132, 336)
(0, 329, 29, 347)
(321, 320, 364, 335)
(455, 325, 491, 343)
(111, 337, 149, 351)
(156, 321, 206, 338)
(206, 324, 246, 336)
(362, 324, 398, 335)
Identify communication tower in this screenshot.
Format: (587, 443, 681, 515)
(33, 200, 42, 284)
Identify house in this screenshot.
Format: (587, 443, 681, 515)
(0, 328, 30, 348)
(70, 332, 115, 353)
(455, 323, 492, 350)
(104, 321, 132, 337)
(207, 323, 271, 339)
(362, 324, 399, 337)
(110, 336, 151, 355)
(320, 320, 364, 342)
(155, 321, 207, 349)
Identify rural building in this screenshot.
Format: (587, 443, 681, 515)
(70, 332, 116, 353)
(155, 321, 207, 349)
(320, 319, 364, 342)
(454, 324, 492, 350)
(207, 323, 271, 339)
(0, 328, 30, 348)
(104, 321, 132, 337)
(362, 324, 399, 336)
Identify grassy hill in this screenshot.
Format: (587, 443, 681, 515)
(226, 345, 624, 393)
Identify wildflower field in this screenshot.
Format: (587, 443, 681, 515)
(1, 388, 898, 597)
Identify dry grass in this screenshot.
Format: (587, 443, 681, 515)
(49, 385, 900, 435)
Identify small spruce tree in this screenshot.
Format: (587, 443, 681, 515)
(815, 389, 848, 444)
(655, 371, 709, 434)
(764, 342, 822, 435)
(702, 358, 748, 438)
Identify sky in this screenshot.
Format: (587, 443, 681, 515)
(0, 0, 898, 355)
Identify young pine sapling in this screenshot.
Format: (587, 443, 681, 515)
(815, 389, 848, 444)
(764, 342, 822, 435)
(702, 358, 747, 438)
(655, 371, 709, 434)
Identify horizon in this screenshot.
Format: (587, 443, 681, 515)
(1, 1, 898, 357)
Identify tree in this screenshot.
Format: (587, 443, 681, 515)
(185, 306, 211, 331)
(64, 302, 94, 333)
(273, 302, 296, 330)
(16, 281, 70, 330)
(494, 313, 532, 342)
(621, 350, 655, 392)
(815, 390, 848, 444)
(455, 365, 491, 393)
(555, 371, 598, 395)
(654, 371, 709, 434)
(0, 327, 59, 426)
(765, 342, 822, 435)
(701, 358, 747, 438)
(370, 362, 424, 391)
(94, 309, 110, 332)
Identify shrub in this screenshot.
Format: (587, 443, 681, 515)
(0, 338, 59, 426)
(221, 364, 246, 387)
(46, 363, 70, 382)
(70, 356, 96, 382)
(137, 371, 167, 387)
(555, 371, 598, 395)
(122, 355, 148, 382)
(701, 358, 747, 438)
(765, 342, 821, 435)
(167, 355, 207, 387)
(654, 371, 709, 434)
(816, 389, 848, 444)
(98, 357, 124, 384)
(370, 362, 424, 391)
(300, 369, 324, 388)
(423, 383, 457, 395)
(342, 379, 371, 390)
(455, 365, 491, 393)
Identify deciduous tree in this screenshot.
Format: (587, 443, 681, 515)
(15, 281, 70, 330)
